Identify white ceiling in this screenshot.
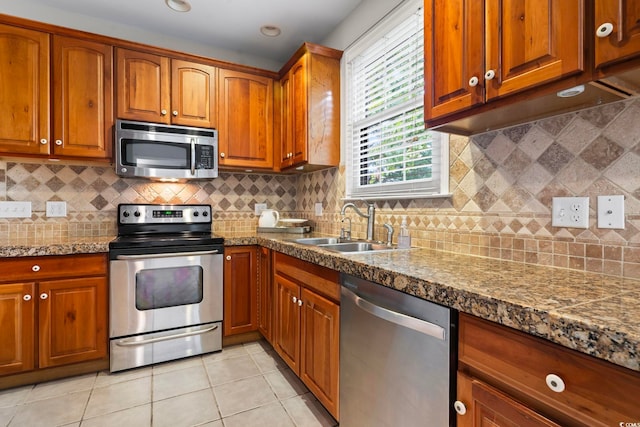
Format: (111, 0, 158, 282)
(13, 0, 363, 66)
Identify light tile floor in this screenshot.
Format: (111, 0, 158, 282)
(0, 341, 338, 427)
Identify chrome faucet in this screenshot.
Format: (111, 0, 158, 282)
(340, 202, 375, 241)
(383, 223, 394, 246)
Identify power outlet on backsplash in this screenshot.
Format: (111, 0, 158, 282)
(0, 201, 32, 218)
(255, 203, 267, 215)
(46, 201, 67, 217)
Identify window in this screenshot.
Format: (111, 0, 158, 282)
(344, 0, 449, 199)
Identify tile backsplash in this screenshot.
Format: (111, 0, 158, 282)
(1, 98, 640, 279)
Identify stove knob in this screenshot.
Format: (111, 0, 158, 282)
(123, 211, 130, 218)
(194, 211, 199, 217)
(203, 211, 208, 217)
(134, 211, 141, 217)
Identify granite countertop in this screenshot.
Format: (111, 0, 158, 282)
(2, 232, 638, 373)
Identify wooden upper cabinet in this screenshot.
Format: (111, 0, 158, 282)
(52, 36, 113, 159)
(0, 24, 50, 155)
(594, 0, 640, 69)
(0, 283, 36, 376)
(278, 43, 341, 171)
(424, 0, 584, 122)
(117, 48, 216, 128)
(171, 59, 216, 128)
(218, 69, 273, 169)
(116, 48, 170, 123)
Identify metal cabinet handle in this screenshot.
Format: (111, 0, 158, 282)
(220, 152, 226, 158)
(292, 296, 297, 304)
(468, 76, 479, 87)
(23, 294, 32, 301)
(161, 109, 167, 116)
(40, 293, 48, 300)
(32, 265, 40, 272)
(453, 400, 467, 415)
(55, 139, 63, 146)
(172, 110, 178, 116)
(484, 69, 496, 80)
(596, 22, 614, 38)
(226, 255, 231, 261)
(545, 373, 566, 393)
(40, 138, 48, 145)
(297, 299, 302, 307)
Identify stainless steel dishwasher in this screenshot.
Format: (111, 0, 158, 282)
(340, 273, 457, 427)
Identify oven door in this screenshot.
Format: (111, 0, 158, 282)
(109, 250, 222, 338)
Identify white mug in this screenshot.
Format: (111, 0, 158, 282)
(258, 209, 280, 227)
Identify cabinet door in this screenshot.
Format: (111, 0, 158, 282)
(485, 0, 583, 100)
(278, 72, 294, 168)
(595, 0, 640, 68)
(0, 283, 36, 375)
(38, 276, 107, 368)
(172, 59, 216, 128)
(0, 24, 50, 155)
(223, 246, 258, 336)
(116, 48, 170, 123)
(52, 36, 113, 159)
(457, 373, 560, 427)
(424, 0, 484, 121)
(274, 273, 300, 372)
(300, 287, 339, 419)
(289, 56, 308, 166)
(257, 247, 273, 343)
(218, 69, 273, 169)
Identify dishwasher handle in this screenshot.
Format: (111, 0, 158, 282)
(342, 286, 446, 341)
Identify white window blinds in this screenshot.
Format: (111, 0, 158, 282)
(344, 0, 449, 199)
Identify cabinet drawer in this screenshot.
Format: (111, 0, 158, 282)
(274, 252, 339, 302)
(459, 313, 640, 426)
(0, 254, 107, 283)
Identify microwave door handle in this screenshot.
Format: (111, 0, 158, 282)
(190, 138, 196, 175)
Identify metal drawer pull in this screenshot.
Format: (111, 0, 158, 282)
(40, 293, 48, 300)
(115, 324, 219, 347)
(292, 296, 297, 303)
(116, 250, 219, 260)
(343, 287, 446, 340)
(468, 76, 479, 87)
(545, 373, 565, 393)
(32, 265, 40, 272)
(453, 400, 467, 415)
(23, 295, 32, 301)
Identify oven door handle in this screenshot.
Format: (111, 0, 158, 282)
(115, 249, 220, 260)
(114, 324, 219, 347)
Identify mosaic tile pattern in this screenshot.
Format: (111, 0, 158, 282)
(2, 98, 640, 278)
(299, 98, 640, 279)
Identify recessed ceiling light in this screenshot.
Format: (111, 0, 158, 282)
(260, 25, 281, 37)
(165, 0, 191, 12)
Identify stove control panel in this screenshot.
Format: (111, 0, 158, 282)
(118, 204, 211, 224)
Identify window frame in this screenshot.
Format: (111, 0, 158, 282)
(342, 0, 450, 200)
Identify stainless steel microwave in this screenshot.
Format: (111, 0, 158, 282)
(115, 120, 218, 180)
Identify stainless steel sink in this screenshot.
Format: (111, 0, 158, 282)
(287, 237, 341, 245)
(318, 242, 396, 253)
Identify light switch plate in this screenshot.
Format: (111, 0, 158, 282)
(597, 195, 625, 229)
(0, 201, 32, 218)
(254, 203, 267, 215)
(315, 202, 323, 217)
(46, 201, 67, 217)
(552, 196, 589, 228)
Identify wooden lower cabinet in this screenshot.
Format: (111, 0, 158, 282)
(273, 252, 339, 420)
(223, 246, 258, 336)
(457, 313, 640, 426)
(257, 247, 273, 344)
(457, 372, 560, 427)
(0, 254, 108, 377)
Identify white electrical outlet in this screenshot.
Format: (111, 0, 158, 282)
(0, 201, 32, 218)
(255, 203, 267, 215)
(315, 202, 323, 217)
(552, 196, 589, 228)
(46, 201, 67, 217)
(597, 195, 625, 229)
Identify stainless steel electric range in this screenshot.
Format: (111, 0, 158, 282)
(108, 203, 224, 372)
